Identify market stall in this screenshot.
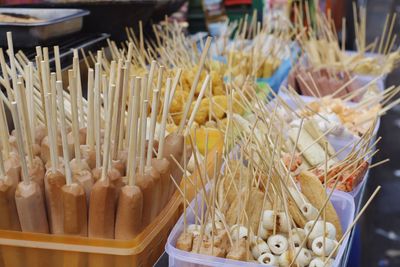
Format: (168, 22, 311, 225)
(0, 1, 398, 267)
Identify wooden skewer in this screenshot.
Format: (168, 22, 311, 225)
(10, 102, 29, 184)
(125, 81, 136, 141)
(147, 60, 157, 95)
(0, 98, 9, 156)
(6, 32, 18, 98)
(330, 75, 357, 98)
(15, 80, 33, 165)
(54, 46, 62, 83)
(284, 118, 304, 184)
(57, 81, 73, 186)
(168, 68, 182, 109)
(127, 77, 141, 184)
(184, 75, 210, 136)
(68, 70, 81, 165)
(39, 60, 49, 128)
(100, 83, 116, 182)
(0, 48, 13, 102)
(73, 51, 85, 127)
(369, 158, 390, 169)
(158, 78, 171, 160)
(110, 63, 123, 159)
(94, 63, 102, 169)
(50, 73, 58, 134)
(169, 173, 202, 224)
(178, 37, 212, 133)
(26, 63, 37, 139)
(146, 88, 160, 168)
(385, 34, 397, 55)
(383, 13, 397, 55)
(127, 77, 141, 178)
(44, 93, 58, 172)
(378, 14, 390, 54)
(86, 68, 95, 149)
(324, 186, 381, 265)
(43, 47, 50, 75)
(139, 99, 149, 176)
(117, 63, 131, 152)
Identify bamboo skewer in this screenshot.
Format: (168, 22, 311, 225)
(324, 186, 381, 265)
(178, 37, 212, 133)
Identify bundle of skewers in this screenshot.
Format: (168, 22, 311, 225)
(220, 31, 292, 88)
(281, 73, 400, 138)
(230, 90, 387, 194)
(125, 25, 243, 128)
(286, 65, 368, 99)
(75, 27, 250, 168)
(118, 19, 292, 126)
(286, 4, 399, 100)
(170, 85, 382, 266)
(294, 4, 400, 76)
(0, 31, 219, 240)
(206, 13, 296, 88)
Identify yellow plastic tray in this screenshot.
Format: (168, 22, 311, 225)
(0, 188, 182, 267)
(0, 141, 224, 267)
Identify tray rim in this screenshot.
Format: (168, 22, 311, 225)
(0, 8, 90, 27)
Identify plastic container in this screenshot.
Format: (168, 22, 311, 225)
(281, 50, 387, 100)
(0, 143, 223, 267)
(166, 190, 355, 267)
(266, 94, 379, 197)
(214, 42, 299, 95)
(0, 190, 182, 267)
(256, 57, 293, 94)
(276, 93, 381, 138)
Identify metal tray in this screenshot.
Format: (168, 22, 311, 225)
(0, 8, 90, 47)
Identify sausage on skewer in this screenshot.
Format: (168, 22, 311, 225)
(136, 97, 159, 227)
(4, 152, 21, 185)
(43, 93, 66, 234)
(11, 102, 49, 233)
(68, 70, 93, 202)
(145, 87, 162, 217)
(57, 80, 88, 237)
(88, 84, 117, 239)
(40, 134, 63, 164)
(115, 77, 143, 240)
(0, 150, 21, 231)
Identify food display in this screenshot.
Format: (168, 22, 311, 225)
(0, 32, 213, 240)
(226, 87, 386, 194)
(280, 81, 400, 138)
(297, 7, 400, 75)
(287, 66, 365, 99)
(169, 93, 381, 266)
(0, 3, 397, 267)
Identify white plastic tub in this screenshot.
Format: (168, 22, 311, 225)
(166, 190, 355, 267)
(279, 93, 380, 197)
(275, 93, 381, 150)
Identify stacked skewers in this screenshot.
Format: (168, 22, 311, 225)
(0, 32, 216, 241)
